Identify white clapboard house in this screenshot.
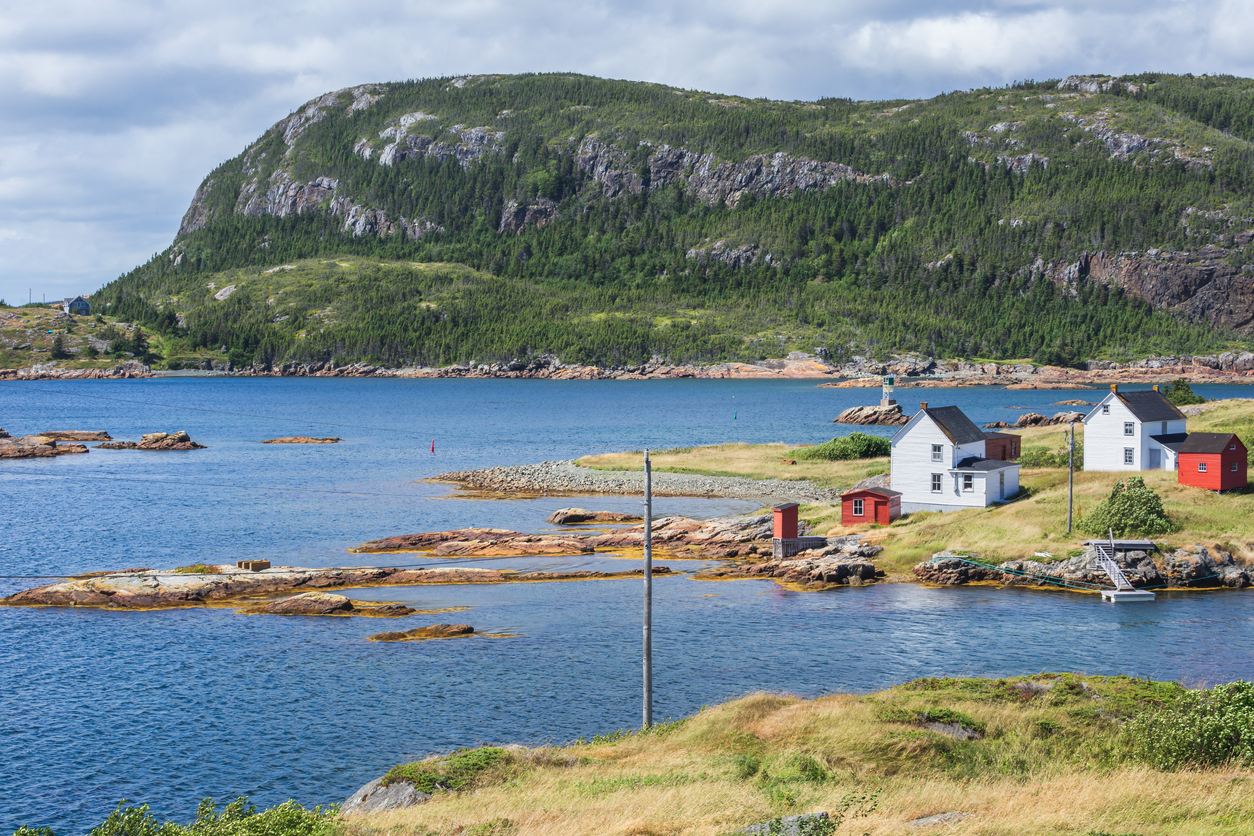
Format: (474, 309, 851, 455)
(890, 403, 1021, 513)
(1082, 385, 1187, 472)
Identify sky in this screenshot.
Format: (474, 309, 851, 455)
(2, 0, 1254, 305)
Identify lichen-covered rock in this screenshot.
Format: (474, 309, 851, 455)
(368, 623, 475, 642)
(546, 508, 642, 525)
(263, 592, 355, 615)
(341, 777, 431, 815)
(833, 404, 909, 425)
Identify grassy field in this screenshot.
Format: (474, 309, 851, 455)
(577, 399, 1254, 575)
(336, 675, 1254, 836)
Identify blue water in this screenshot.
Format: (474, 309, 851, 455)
(1, 379, 1251, 833)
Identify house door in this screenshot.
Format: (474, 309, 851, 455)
(1148, 448, 1161, 470)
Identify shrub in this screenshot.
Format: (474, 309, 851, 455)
(381, 746, 510, 793)
(175, 564, 215, 574)
(1160, 378, 1206, 406)
(1127, 681, 1254, 769)
(1018, 441, 1083, 469)
(796, 432, 890, 461)
(184, 798, 334, 836)
(1078, 476, 1179, 537)
(49, 336, 69, 359)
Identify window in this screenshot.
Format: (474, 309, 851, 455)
(852, 498, 864, 516)
(1124, 448, 1134, 465)
(1124, 422, 1135, 436)
(1233, 463, 1240, 472)
(931, 474, 942, 492)
(962, 474, 974, 492)
(931, 444, 943, 462)
(1232, 443, 1238, 451)
(1102, 404, 1109, 415)
(1162, 422, 1168, 435)
(1198, 462, 1208, 473)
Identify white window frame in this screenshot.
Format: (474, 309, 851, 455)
(1231, 443, 1238, 451)
(1124, 448, 1134, 465)
(852, 498, 864, 516)
(1102, 404, 1110, 415)
(1233, 462, 1240, 472)
(931, 473, 942, 492)
(1199, 462, 1208, 473)
(931, 444, 943, 462)
(962, 474, 974, 492)
(1124, 422, 1135, 436)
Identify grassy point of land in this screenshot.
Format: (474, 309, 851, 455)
(338, 675, 1254, 836)
(577, 400, 1254, 575)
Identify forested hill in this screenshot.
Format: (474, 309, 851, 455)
(96, 72, 1254, 370)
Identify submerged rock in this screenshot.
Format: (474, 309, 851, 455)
(262, 436, 341, 444)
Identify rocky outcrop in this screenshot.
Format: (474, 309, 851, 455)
(2, 564, 677, 610)
(0, 361, 151, 380)
(546, 508, 642, 525)
(341, 778, 431, 815)
(499, 198, 559, 234)
(914, 547, 1251, 590)
(700, 535, 885, 589)
(576, 135, 888, 207)
(685, 240, 770, 268)
(262, 592, 353, 615)
(984, 411, 1084, 429)
(0, 435, 89, 459)
(0, 427, 8, 439)
(262, 436, 341, 444)
(96, 431, 206, 451)
(367, 623, 475, 642)
(354, 528, 596, 556)
(833, 404, 908, 425)
(1041, 247, 1254, 335)
(35, 431, 111, 441)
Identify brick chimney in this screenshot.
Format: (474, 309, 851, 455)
(1152, 384, 1159, 391)
(920, 402, 928, 410)
(1110, 384, 1118, 393)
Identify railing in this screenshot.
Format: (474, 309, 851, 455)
(1094, 554, 1136, 591)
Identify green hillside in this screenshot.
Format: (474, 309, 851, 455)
(95, 72, 1254, 370)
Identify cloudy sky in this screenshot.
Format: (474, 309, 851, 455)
(2, 0, 1253, 304)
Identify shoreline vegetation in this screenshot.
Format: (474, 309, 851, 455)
(26, 674, 1254, 836)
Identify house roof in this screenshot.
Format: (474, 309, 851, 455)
(842, 487, 902, 499)
(983, 431, 1020, 441)
(1178, 432, 1244, 454)
(954, 456, 1019, 472)
(1149, 432, 1189, 452)
(923, 406, 987, 446)
(1116, 389, 1186, 422)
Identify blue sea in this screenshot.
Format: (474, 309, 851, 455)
(1, 378, 1251, 833)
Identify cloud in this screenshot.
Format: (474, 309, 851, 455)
(1, 0, 1253, 302)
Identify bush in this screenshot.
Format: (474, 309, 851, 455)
(796, 432, 890, 461)
(49, 336, 69, 359)
(1127, 681, 1254, 769)
(1078, 476, 1178, 537)
(1018, 441, 1083, 469)
(381, 746, 510, 793)
(1160, 378, 1206, 406)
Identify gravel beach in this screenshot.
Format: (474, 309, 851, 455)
(432, 460, 838, 505)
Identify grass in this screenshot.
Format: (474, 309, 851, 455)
(334, 675, 1254, 836)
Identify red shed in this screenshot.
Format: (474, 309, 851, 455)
(841, 487, 902, 526)
(1177, 432, 1247, 492)
(773, 503, 799, 539)
(983, 431, 1021, 461)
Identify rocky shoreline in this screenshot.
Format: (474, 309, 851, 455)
(431, 460, 837, 504)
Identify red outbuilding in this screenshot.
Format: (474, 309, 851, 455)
(1177, 432, 1247, 492)
(841, 487, 902, 526)
(983, 431, 1021, 461)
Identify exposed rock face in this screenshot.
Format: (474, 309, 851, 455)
(367, 623, 475, 642)
(263, 592, 356, 615)
(698, 535, 885, 588)
(985, 411, 1085, 429)
(354, 528, 596, 556)
(341, 778, 431, 815)
(1042, 247, 1254, 335)
(0, 361, 151, 381)
(262, 437, 341, 444)
(546, 508, 642, 525)
(499, 198, 559, 234)
(97, 431, 206, 451)
(833, 404, 909, 425)
(0, 436, 89, 459)
(0, 428, 8, 439)
(914, 547, 1251, 590)
(36, 431, 112, 441)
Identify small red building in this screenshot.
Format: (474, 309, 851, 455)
(773, 503, 799, 539)
(983, 431, 1021, 461)
(1177, 433, 1248, 492)
(841, 487, 902, 526)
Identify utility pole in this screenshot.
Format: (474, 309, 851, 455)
(1067, 422, 1075, 535)
(643, 449, 653, 730)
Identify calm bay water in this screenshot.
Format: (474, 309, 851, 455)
(1, 378, 1251, 833)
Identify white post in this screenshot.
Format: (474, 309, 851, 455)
(643, 449, 653, 729)
(1067, 422, 1075, 534)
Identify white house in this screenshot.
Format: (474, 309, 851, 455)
(1082, 385, 1187, 472)
(890, 403, 1021, 513)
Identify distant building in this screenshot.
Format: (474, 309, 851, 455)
(983, 431, 1021, 461)
(62, 296, 90, 316)
(841, 487, 901, 526)
(1082, 384, 1187, 471)
(1177, 433, 1247, 492)
(890, 403, 1021, 513)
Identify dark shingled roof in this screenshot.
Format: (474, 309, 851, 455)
(1150, 433, 1189, 452)
(842, 487, 902, 499)
(1178, 432, 1244, 454)
(1116, 389, 1186, 423)
(923, 406, 987, 446)
(983, 431, 1020, 440)
(954, 456, 1019, 472)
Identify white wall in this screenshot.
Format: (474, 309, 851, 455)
(892, 413, 1008, 511)
(1084, 394, 1142, 472)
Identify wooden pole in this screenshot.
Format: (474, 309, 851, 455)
(643, 449, 653, 729)
(1067, 422, 1075, 535)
